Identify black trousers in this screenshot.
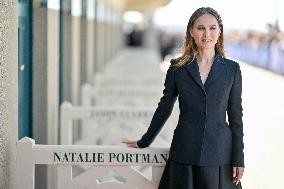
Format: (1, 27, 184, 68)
(158, 159, 242, 189)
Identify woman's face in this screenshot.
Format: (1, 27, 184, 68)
(190, 13, 221, 50)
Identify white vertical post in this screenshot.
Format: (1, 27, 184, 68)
(60, 102, 73, 144)
(81, 84, 93, 106)
(16, 137, 35, 189)
(47, 4, 60, 188)
(86, 0, 96, 84)
(71, 0, 82, 105)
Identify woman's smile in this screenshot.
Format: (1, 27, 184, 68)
(202, 39, 212, 42)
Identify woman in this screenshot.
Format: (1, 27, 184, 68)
(123, 7, 244, 189)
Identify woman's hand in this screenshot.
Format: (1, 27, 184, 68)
(122, 140, 139, 148)
(232, 166, 244, 185)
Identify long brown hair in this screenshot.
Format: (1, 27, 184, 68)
(175, 7, 225, 67)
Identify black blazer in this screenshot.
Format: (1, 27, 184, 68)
(137, 54, 244, 167)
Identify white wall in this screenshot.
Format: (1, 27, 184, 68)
(0, 0, 18, 189)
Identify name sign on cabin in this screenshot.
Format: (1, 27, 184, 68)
(53, 151, 169, 165)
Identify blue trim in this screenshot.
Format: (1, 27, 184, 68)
(59, 0, 63, 104)
(18, 0, 33, 138)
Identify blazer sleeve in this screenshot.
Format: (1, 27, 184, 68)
(137, 59, 178, 148)
(227, 63, 245, 167)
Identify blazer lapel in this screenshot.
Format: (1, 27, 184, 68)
(184, 55, 226, 94)
(204, 55, 225, 88)
(184, 59, 206, 94)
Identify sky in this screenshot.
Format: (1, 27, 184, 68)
(153, 0, 284, 32)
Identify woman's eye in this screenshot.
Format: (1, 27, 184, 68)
(210, 27, 216, 30)
(197, 27, 205, 30)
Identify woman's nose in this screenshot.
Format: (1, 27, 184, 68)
(203, 30, 210, 37)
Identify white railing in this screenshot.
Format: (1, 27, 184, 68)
(93, 78, 163, 88)
(60, 102, 177, 146)
(81, 84, 162, 106)
(16, 137, 169, 189)
(101, 70, 164, 76)
(93, 67, 164, 88)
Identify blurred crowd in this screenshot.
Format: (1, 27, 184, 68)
(225, 23, 284, 75)
(126, 25, 145, 47)
(158, 29, 183, 60)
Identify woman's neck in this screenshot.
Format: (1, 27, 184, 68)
(197, 49, 215, 64)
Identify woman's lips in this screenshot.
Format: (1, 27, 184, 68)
(202, 39, 212, 42)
